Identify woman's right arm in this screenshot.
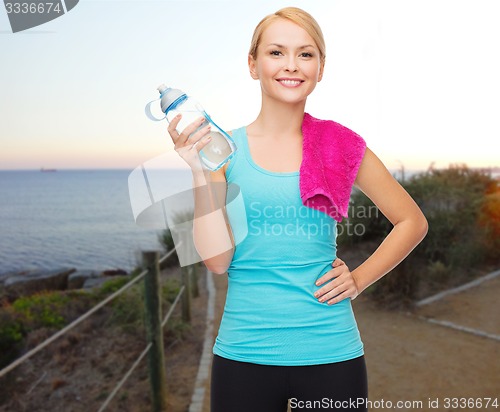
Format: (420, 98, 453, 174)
(167, 114, 235, 274)
(191, 167, 235, 274)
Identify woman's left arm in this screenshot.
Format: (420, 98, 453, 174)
(350, 147, 428, 293)
(315, 148, 428, 304)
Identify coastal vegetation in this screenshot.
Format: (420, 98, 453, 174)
(338, 164, 499, 307)
(0, 272, 186, 370)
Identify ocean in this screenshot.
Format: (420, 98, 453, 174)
(0, 169, 192, 275)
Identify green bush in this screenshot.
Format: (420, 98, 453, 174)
(161, 278, 191, 342)
(96, 276, 131, 297)
(406, 164, 496, 269)
(0, 309, 24, 368)
(162, 278, 181, 304)
(477, 184, 500, 260)
(106, 288, 145, 334)
(364, 258, 422, 309)
(164, 316, 191, 343)
(0, 291, 72, 368)
(12, 292, 70, 330)
(159, 229, 180, 267)
(0, 267, 194, 369)
(340, 164, 498, 307)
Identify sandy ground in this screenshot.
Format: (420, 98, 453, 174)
(201, 271, 500, 412)
(415, 274, 500, 337)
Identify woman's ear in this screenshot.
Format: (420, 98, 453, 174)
(248, 54, 259, 80)
(318, 60, 325, 82)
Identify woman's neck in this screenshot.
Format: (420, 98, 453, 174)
(248, 98, 306, 139)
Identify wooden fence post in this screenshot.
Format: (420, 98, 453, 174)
(183, 225, 199, 298)
(181, 265, 192, 323)
(143, 251, 167, 412)
(179, 229, 192, 323)
(190, 262, 199, 299)
(185, 227, 198, 299)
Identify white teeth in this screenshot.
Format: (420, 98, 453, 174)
(279, 79, 301, 86)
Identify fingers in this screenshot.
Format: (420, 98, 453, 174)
(332, 257, 345, 267)
(314, 262, 358, 305)
(188, 122, 211, 148)
(323, 289, 354, 305)
(180, 116, 208, 146)
(167, 115, 207, 146)
(190, 131, 212, 152)
(167, 114, 182, 141)
(316, 261, 348, 286)
(314, 258, 344, 287)
(315, 278, 357, 305)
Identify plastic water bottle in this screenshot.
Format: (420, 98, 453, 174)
(145, 84, 237, 171)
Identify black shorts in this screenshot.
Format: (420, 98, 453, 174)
(211, 354, 368, 412)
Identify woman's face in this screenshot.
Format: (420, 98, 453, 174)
(249, 18, 324, 105)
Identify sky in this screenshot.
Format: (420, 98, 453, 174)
(1, 0, 499, 171)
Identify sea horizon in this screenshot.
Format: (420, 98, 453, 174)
(0, 169, 192, 276)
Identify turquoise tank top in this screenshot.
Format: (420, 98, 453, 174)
(212, 127, 364, 366)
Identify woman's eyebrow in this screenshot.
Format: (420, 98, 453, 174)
(267, 43, 285, 48)
(267, 43, 315, 50)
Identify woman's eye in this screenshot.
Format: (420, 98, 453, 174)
(270, 50, 282, 56)
(301, 52, 313, 58)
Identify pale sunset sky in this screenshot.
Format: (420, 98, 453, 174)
(1, 0, 499, 171)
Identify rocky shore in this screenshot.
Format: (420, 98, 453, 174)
(0, 267, 130, 302)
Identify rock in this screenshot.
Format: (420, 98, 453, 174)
(0, 273, 12, 299)
(102, 269, 128, 277)
(4, 268, 76, 299)
(0, 272, 14, 286)
(67, 270, 100, 290)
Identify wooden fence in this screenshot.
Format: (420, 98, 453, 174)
(0, 244, 199, 412)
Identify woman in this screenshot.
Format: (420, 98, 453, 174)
(168, 7, 428, 412)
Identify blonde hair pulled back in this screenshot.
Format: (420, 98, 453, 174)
(249, 7, 326, 64)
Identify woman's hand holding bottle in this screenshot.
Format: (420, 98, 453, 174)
(167, 114, 213, 173)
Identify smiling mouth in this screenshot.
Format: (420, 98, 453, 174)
(277, 79, 304, 87)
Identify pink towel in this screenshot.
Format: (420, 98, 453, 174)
(300, 113, 367, 222)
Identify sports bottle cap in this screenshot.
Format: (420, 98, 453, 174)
(157, 84, 186, 114)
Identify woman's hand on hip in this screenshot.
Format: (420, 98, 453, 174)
(314, 258, 360, 305)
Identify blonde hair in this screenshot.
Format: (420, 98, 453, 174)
(249, 7, 326, 64)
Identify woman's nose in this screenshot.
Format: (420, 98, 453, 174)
(284, 56, 298, 72)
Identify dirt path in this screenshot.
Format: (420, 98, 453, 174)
(201, 271, 500, 412)
(414, 272, 500, 337)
